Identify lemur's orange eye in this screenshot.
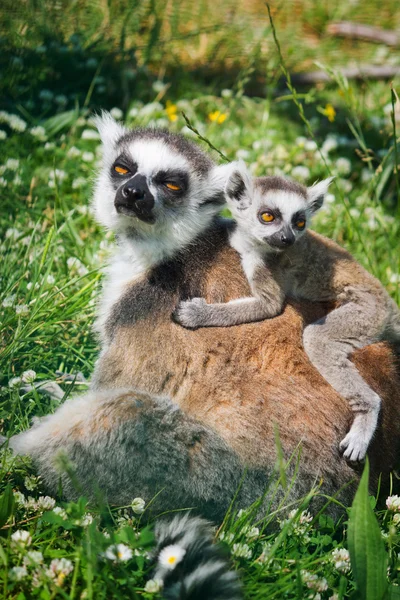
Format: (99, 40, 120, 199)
(114, 165, 129, 175)
(260, 212, 274, 223)
(296, 220, 306, 229)
(166, 182, 181, 191)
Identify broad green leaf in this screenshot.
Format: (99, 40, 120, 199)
(0, 484, 15, 528)
(347, 459, 388, 600)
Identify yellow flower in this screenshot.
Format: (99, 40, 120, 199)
(208, 110, 227, 124)
(321, 103, 336, 123)
(165, 101, 178, 122)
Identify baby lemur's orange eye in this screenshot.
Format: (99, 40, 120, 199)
(260, 212, 275, 223)
(166, 182, 181, 191)
(296, 220, 306, 229)
(114, 165, 129, 175)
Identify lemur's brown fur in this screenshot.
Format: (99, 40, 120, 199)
(93, 220, 400, 495)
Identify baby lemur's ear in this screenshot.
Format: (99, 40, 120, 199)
(225, 161, 253, 209)
(307, 177, 334, 213)
(92, 111, 127, 148)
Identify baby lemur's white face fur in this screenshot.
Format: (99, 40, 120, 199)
(93, 112, 233, 250)
(226, 164, 332, 252)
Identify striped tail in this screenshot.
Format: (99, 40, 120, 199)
(152, 513, 243, 600)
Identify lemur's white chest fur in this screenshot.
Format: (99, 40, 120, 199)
(229, 227, 267, 283)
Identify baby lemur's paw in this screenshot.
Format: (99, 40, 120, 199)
(339, 430, 369, 462)
(173, 298, 208, 329)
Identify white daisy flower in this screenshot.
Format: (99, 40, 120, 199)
(103, 543, 133, 562)
(158, 544, 186, 570)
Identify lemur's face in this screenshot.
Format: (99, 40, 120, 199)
(92, 113, 233, 238)
(226, 168, 332, 252)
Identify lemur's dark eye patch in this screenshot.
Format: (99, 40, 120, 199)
(292, 211, 306, 230)
(111, 156, 138, 179)
(154, 169, 188, 194)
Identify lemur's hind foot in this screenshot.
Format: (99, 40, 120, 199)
(153, 513, 243, 600)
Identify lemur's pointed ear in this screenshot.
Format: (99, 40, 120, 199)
(225, 161, 253, 207)
(92, 111, 127, 147)
(307, 177, 334, 213)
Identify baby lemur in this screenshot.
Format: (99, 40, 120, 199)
(175, 164, 400, 462)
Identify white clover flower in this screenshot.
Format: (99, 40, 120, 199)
(361, 168, 373, 183)
(23, 550, 44, 567)
(321, 136, 338, 154)
(325, 193, 335, 204)
(221, 88, 233, 98)
(55, 94, 67, 106)
(245, 526, 260, 541)
(301, 570, 328, 592)
(8, 115, 27, 132)
(305, 140, 318, 151)
(13, 491, 26, 506)
(16, 304, 29, 316)
(152, 80, 166, 94)
(218, 531, 234, 544)
(80, 514, 93, 526)
(103, 543, 133, 562)
(232, 542, 252, 559)
(11, 530, 32, 551)
(30, 126, 47, 140)
(9, 565, 28, 581)
(81, 129, 100, 140)
(6, 227, 20, 240)
(128, 107, 139, 119)
(13, 175, 22, 186)
(36, 496, 56, 511)
(47, 274, 55, 285)
(110, 107, 123, 120)
(24, 475, 39, 491)
(349, 208, 360, 218)
(0, 130, 7, 140)
(389, 273, 400, 285)
(53, 506, 68, 520)
(5, 158, 19, 170)
(9, 376, 22, 388)
(387, 495, 400, 512)
(77, 205, 89, 215)
(131, 497, 145, 514)
(50, 557, 73, 575)
(295, 136, 307, 147)
(22, 370, 36, 383)
(67, 146, 81, 158)
(144, 578, 163, 593)
(82, 151, 94, 163)
(72, 177, 87, 189)
(291, 165, 310, 181)
(337, 178, 352, 193)
(3, 294, 16, 308)
(331, 547, 351, 573)
(0, 177, 7, 187)
(335, 157, 351, 175)
(158, 544, 186, 570)
(44, 142, 55, 150)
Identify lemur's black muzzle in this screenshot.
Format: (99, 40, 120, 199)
(115, 174, 155, 223)
(266, 229, 295, 249)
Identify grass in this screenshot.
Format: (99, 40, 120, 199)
(0, 0, 400, 597)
